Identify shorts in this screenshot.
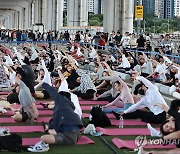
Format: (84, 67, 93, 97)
(42, 90, 50, 99)
(54, 130, 81, 145)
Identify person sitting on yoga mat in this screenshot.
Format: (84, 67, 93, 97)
(12, 76, 38, 123)
(39, 67, 82, 119)
(34, 59, 51, 99)
(113, 72, 168, 124)
(140, 100, 180, 154)
(67, 55, 97, 100)
(28, 69, 83, 152)
(101, 62, 134, 113)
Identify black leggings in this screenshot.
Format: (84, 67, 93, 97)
(74, 89, 96, 99)
(123, 110, 166, 124)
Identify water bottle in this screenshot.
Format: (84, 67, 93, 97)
(119, 116, 124, 128)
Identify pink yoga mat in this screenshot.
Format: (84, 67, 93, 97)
(80, 101, 108, 105)
(10, 104, 44, 109)
(36, 100, 108, 105)
(11, 104, 95, 111)
(22, 136, 94, 146)
(112, 138, 176, 149)
(11, 104, 49, 110)
(81, 106, 92, 110)
(35, 101, 53, 104)
(82, 113, 115, 119)
(0, 91, 9, 95)
(5, 110, 53, 116)
(81, 106, 116, 111)
(3, 126, 44, 133)
(111, 119, 147, 126)
(96, 127, 160, 136)
(0, 117, 51, 123)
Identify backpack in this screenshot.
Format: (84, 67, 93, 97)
(0, 133, 22, 152)
(89, 105, 111, 127)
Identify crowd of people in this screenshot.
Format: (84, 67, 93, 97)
(0, 29, 179, 153)
(1, 29, 179, 55)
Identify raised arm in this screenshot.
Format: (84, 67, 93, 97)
(136, 76, 155, 89)
(102, 61, 127, 88)
(67, 55, 78, 70)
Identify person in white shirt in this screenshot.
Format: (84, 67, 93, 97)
(113, 73, 168, 124)
(120, 32, 130, 49)
(129, 33, 137, 50)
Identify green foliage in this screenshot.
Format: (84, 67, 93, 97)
(134, 17, 180, 33)
(88, 14, 103, 26)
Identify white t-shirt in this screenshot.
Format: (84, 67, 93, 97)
(121, 36, 130, 48)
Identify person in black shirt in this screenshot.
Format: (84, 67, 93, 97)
(137, 35, 146, 52)
(28, 70, 83, 152)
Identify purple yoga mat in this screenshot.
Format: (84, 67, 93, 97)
(111, 119, 147, 126)
(22, 136, 95, 146)
(0, 117, 51, 123)
(96, 127, 160, 136)
(112, 138, 176, 149)
(3, 126, 44, 133)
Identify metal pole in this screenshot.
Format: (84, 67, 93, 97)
(137, 0, 142, 36)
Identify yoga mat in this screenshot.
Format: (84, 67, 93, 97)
(82, 113, 115, 119)
(111, 119, 147, 126)
(81, 106, 92, 110)
(0, 117, 51, 123)
(80, 101, 108, 105)
(2, 126, 44, 133)
(0, 91, 9, 95)
(112, 138, 176, 149)
(22, 136, 95, 146)
(81, 106, 116, 111)
(36, 101, 108, 105)
(11, 104, 104, 111)
(5, 110, 53, 116)
(96, 127, 160, 136)
(10, 104, 47, 110)
(35, 101, 53, 104)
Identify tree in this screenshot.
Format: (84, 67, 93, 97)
(88, 14, 103, 26)
(89, 20, 100, 26)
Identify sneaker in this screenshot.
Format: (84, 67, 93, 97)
(137, 147, 143, 154)
(27, 141, 49, 152)
(0, 128, 10, 136)
(0, 107, 7, 114)
(39, 103, 48, 109)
